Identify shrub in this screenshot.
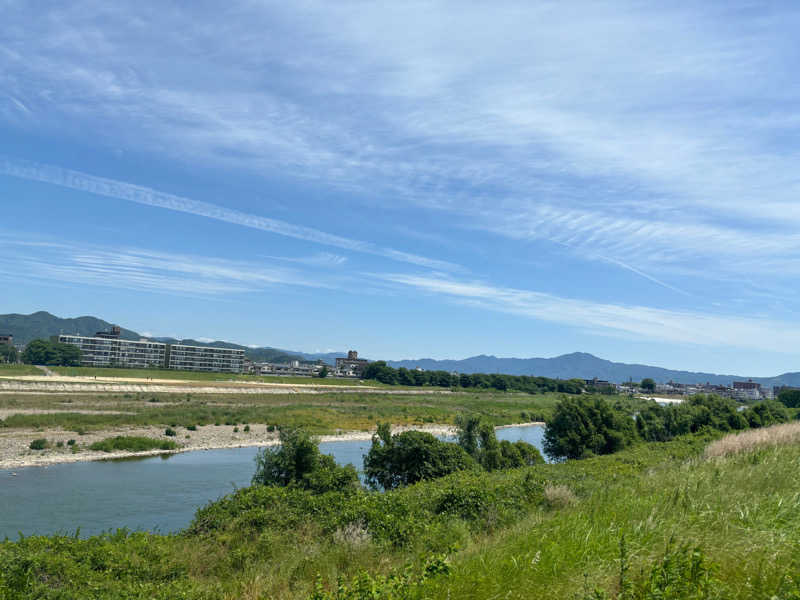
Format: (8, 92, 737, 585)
(164, 427, 177, 437)
(29, 438, 47, 450)
(233, 426, 239, 433)
(244, 425, 250, 432)
(267, 424, 276, 432)
(187, 424, 197, 431)
(544, 397, 637, 460)
(252, 428, 359, 494)
(67, 439, 76, 446)
(56, 441, 64, 448)
(364, 423, 478, 490)
(89, 436, 179, 452)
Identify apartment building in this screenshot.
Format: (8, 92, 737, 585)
(57, 328, 245, 373)
(57, 334, 167, 369)
(165, 344, 244, 373)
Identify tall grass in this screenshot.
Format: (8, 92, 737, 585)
(704, 421, 800, 458)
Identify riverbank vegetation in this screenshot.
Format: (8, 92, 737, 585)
(2, 393, 799, 599)
(3, 425, 800, 599)
(0, 390, 558, 434)
(88, 436, 179, 453)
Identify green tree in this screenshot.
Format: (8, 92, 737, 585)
(318, 365, 328, 378)
(543, 396, 637, 460)
(364, 423, 477, 490)
(252, 428, 359, 494)
(777, 389, 800, 408)
(640, 378, 656, 393)
(0, 344, 17, 363)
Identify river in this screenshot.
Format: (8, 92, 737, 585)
(0, 424, 545, 539)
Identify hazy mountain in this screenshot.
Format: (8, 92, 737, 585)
(387, 352, 800, 388)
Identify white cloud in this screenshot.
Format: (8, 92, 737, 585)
(0, 234, 337, 297)
(377, 272, 800, 354)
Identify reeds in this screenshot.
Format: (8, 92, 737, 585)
(704, 421, 800, 458)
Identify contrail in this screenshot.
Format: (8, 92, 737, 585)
(0, 156, 461, 272)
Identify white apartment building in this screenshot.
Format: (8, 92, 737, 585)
(57, 335, 167, 369)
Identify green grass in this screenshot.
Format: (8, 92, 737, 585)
(0, 363, 43, 376)
(0, 391, 558, 433)
(3, 431, 799, 599)
(88, 436, 179, 453)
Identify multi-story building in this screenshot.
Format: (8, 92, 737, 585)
(733, 380, 762, 401)
(0, 334, 13, 346)
(57, 328, 245, 373)
(335, 350, 369, 377)
(165, 344, 244, 373)
(259, 360, 322, 377)
(57, 334, 167, 369)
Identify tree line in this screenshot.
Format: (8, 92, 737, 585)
(20, 339, 82, 366)
(362, 360, 614, 394)
(543, 394, 793, 460)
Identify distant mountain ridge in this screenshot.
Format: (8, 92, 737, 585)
(2, 312, 797, 386)
(386, 352, 800, 388)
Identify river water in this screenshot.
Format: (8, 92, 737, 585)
(0, 425, 544, 539)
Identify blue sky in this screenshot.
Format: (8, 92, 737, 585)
(2, 1, 800, 375)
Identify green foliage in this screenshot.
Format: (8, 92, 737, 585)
(164, 427, 177, 437)
(29, 438, 47, 450)
(742, 400, 789, 428)
(21, 339, 81, 366)
(0, 343, 17, 363)
(89, 436, 178, 452)
(544, 396, 637, 460)
(777, 389, 800, 408)
(364, 424, 478, 490)
(455, 415, 544, 470)
(640, 378, 656, 393)
(319, 365, 329, 378)
(363, 362, 589, 394)
(252, 428, 359, 494)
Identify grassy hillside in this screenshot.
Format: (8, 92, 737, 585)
(0, 311, 140, 344)
(2, 425, 799, 599)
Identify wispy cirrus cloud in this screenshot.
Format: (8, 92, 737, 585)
(0, 234, 336, 297)
(3, 1, 799, 295)
(376, 272, 800, 354)
(0, 157, 460, 272)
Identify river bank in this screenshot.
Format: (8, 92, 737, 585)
(0, 422, 545, 470)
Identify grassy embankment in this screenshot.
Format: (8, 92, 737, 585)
(2, 424, 800, 599)
(0, 364, 44, 376)
(47, 366, 389, 387)
(0, 390, 558, 434)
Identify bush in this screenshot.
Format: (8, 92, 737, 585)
(67, 439, 76, 446)
(164, 427, 177, 437)
(187, 424, 197, 431)
(364, 423, 478, 490)
(252, 428, 359, 494)
(544, 397, 637, 460)
(777, 388, 800, 408)
(89, 436, 179, 452)
(244, 425, 250, 432)
(29, 438, 47, 450)
(233, 426, 239, 433)
(56, 441, 64, 448)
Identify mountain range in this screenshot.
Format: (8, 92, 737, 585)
(2, 311, 798, 387)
